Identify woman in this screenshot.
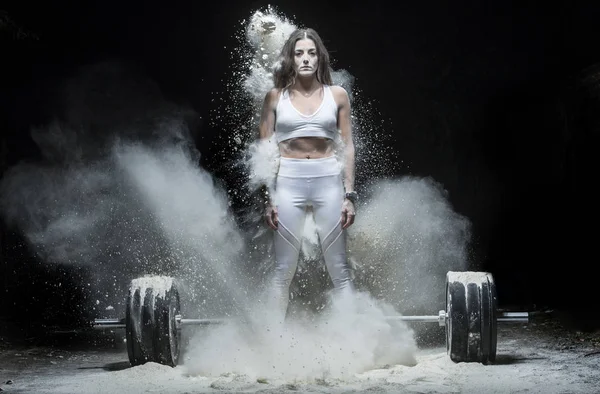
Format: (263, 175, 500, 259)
(258, 28, 357, 322)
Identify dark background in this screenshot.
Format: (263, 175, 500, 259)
(1, 0, 598, 337)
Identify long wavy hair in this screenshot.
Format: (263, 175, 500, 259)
(273, 28, 333, 91)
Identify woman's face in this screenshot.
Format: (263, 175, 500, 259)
(294, 39, 318, 77)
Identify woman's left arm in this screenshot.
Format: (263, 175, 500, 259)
(333, 86, 356, 229)
(334, 86, 355, 194)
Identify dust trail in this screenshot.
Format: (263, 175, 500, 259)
(0, 60, 249, 320)
(349, 177, 471, 313)
(184, 290, 417, 380)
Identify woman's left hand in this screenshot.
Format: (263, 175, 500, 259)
(341, 199, 356, 229)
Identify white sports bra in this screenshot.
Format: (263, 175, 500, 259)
(274, 85, 338, 143)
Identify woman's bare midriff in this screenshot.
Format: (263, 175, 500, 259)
(278, 137, 335, 159)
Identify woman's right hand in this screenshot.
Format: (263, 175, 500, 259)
(265, 203, 279, 230)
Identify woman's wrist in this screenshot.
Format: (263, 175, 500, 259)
(344, 191, 358, 204)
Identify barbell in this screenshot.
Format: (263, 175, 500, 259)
(92, 271, 529, 367)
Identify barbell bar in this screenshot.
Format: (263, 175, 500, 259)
(93, 271, 529, 367)
(94, 311, 528, 329)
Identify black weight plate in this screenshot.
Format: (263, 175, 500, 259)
(126, 287, 147, 366)
(155, 283, 181, 367)
(446, 273, 469, 362)
(466, 282, 482, 362)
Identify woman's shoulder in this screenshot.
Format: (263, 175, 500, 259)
(263, 88, 282, 106)
(328, 85, 350, 104)
(265, 87, 280, 97)
(328, 84, 348, 95)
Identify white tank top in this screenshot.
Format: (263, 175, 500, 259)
(274, 85, 338, 143)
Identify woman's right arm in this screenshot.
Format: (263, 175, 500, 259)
(259, 88, 277, 140)
(258, 89, 279, 230)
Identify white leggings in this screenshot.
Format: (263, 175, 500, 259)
(270, 156, 354, 321)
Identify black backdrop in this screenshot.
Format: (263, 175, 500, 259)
(1, 0, 598, 335)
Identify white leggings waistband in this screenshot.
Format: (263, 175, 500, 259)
(278, 156, 342, 178)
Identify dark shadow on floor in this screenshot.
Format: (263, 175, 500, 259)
(75, 361, 131, 371)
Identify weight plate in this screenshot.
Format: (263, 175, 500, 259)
(126, 276, 179, 366)
(126, 286, 153, 365)
(446, 272, 468, 362)
(154, 281, 181, 367)
(446, 271, 498, 364)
